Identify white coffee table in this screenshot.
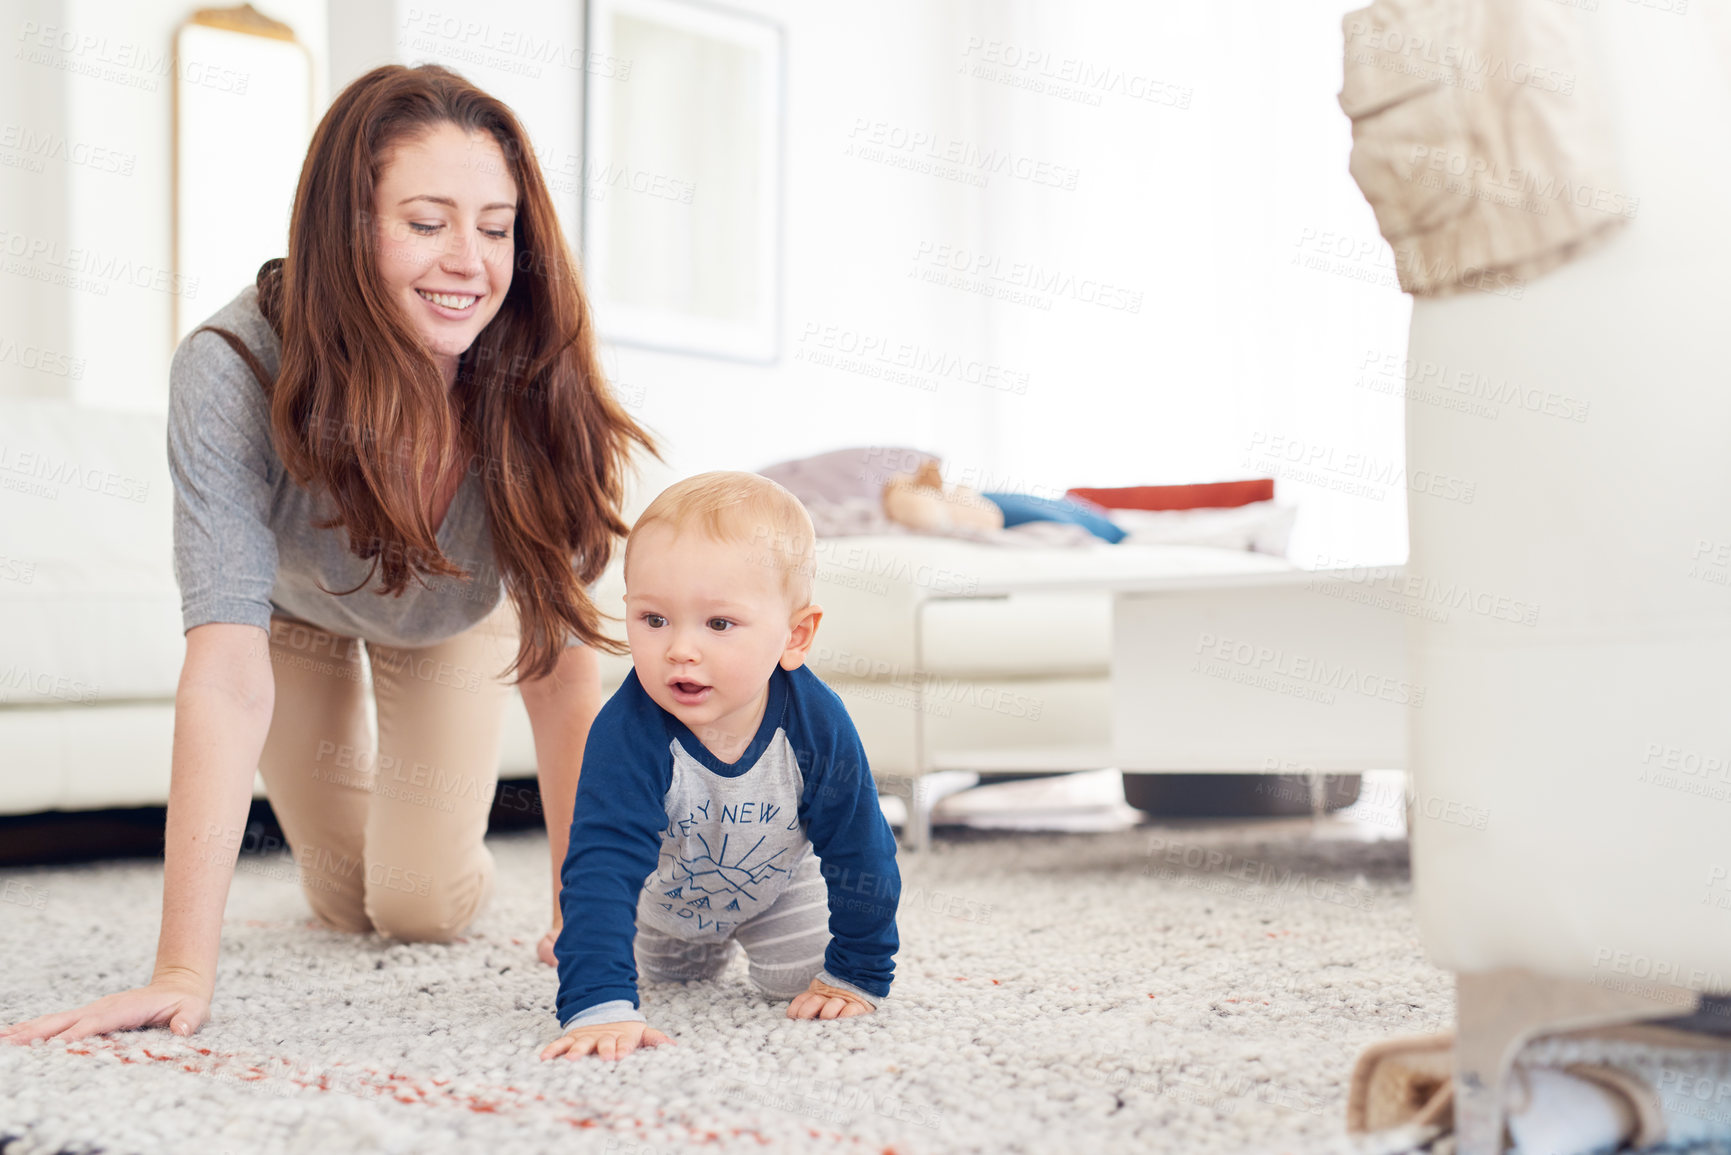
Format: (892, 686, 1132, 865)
(902, 566, 1414, 849)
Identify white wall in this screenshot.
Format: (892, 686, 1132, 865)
(3, 0, 988, 448)
(1, 0, 74, 403)
(959, 0, 1412, 566)
(1, 0, 329, 411)
(373, 0, 994, 478)
(372, 0, 1409, 563)
(606, 0, 998, 477)
(3, 0, 1404, 565)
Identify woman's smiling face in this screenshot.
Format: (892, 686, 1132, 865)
(372, 121, 518, 386)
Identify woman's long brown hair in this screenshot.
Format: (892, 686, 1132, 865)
(194, 63, 657, 682)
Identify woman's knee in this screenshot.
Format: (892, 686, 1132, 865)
(364, 854, 493, 943)
(303, 872, 370, 934)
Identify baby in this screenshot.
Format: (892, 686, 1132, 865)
(540, 471, 901, 1062)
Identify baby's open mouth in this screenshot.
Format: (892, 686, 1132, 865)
(669, 679, 711, 704)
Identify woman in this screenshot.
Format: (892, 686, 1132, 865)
(3, 64, 655, 1041)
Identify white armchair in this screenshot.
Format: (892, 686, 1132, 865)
(1401, 7, 1731, 1150)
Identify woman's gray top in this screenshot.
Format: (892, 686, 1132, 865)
(167, 283, 571, 649)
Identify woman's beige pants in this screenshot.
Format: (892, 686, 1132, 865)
(256, 599, 520, 943)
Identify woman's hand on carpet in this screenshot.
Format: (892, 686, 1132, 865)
(786, 979, 874, 1021)
(1, 977, 211, 1044)
(540, 1020, 674, 1062)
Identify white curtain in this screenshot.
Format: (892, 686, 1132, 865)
(957, 0, 1412, 566)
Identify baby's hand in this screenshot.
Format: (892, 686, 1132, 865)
(786, 978, 875, 1021)
(540, 1020, 674, 1062)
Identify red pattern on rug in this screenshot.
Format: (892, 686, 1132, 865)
(53, 1035, 888, 1150)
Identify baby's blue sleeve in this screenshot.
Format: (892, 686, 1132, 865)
(791, 669, 901, 999)
(552, 670, 672, 1027)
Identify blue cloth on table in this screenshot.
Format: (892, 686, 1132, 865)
(980, 492, 1126, 544)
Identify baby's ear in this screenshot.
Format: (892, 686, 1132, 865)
(780, 603, 824, 670)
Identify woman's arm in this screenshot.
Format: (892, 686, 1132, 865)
(156, 625, 277, 990)
(518, 644, 603, 964)
(2, 623, 275, 1042)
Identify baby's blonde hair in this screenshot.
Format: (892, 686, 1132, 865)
(625, 471, 816, 608)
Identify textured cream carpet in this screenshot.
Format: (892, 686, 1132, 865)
(0, 810, 1445, 1154)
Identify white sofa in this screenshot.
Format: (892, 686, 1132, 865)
(0, 399, 623, 816)
(0, 416, 1303, 819)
